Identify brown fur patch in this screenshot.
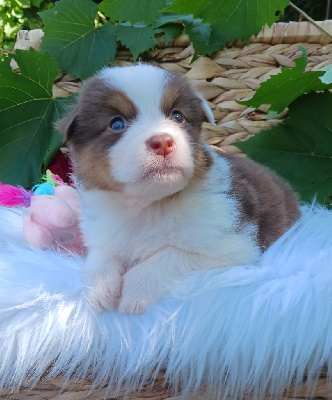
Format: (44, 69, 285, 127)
(161, 74, 206, 135)
(70, 142, 124, 192)
(194, 146, 214, 179)
(66, 76, 138, 145)
(57, 76, 138, 191)
(160, 75, 213, 180)
(218, 151, 300, 250)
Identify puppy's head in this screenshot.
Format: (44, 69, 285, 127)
(58, 64, 214, 201)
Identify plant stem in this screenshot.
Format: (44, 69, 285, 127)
(289, 1, 332, 40)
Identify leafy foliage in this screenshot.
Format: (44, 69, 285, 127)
(99, 0, 167, 25)
(39, 0, 117, 80)
(114, 25, 158, 61)
(154, 22, 183, 45)
(234, 53, 332, 205)
(0, 49, 71, 186)
(165, 0, 290, 54)
(37, 0, 292, 75)
(240, 47, 332, 113)
(0, 0, 53, 50)
(183, 18, 214, 56)
(235, 92, 332, 206)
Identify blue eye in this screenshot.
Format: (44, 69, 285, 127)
(110, 116, 126, 131)
(171, 110, 184, 123)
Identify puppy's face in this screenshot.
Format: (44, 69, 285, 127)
(58, 65, 213, 201)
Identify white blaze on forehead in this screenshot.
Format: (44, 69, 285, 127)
(99, 65, 168, 116)
(98, 66, 196, 202)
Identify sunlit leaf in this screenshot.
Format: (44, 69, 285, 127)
(39, 0, 117, 80)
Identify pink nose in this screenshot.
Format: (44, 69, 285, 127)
(146, 134, 175, 157)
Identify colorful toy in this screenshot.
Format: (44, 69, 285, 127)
(0, 171, 84, 255)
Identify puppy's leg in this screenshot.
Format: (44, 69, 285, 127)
(119, 232, 260, 315)
(83, 249, 124, 312)
(118, 247, 202, 315)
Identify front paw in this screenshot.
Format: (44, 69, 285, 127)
(85, 270, 123, 312)
(118, 270, 160, 315)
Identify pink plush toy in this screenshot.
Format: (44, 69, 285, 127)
(0, 171, 84, 255)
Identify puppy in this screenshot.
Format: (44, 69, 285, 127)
(58, 64, 300, 315)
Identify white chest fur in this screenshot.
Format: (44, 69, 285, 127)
(82, 151, 258, 267)
(80, 149, 260, 314)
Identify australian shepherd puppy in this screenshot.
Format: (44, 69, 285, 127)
(58, 64, 300, 315)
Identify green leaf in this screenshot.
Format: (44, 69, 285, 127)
(184, 18, 214, 56)
(31, 0, 44, 7)
(153, 13, 185, 45)
(0, 49, 72, 187)
(234, 91, 332, 206)
(99, 0, 167, 24)
(39, 0, 117, 80)
(154, 22, 183, 45)
(165, 0, 289, 53)
(240, 46, 332, 113)
(157, 13, 214, 57)
(114, 25, 157, 60)
(157, 12, 189, 25)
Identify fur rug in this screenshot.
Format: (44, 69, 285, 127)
(0, 205, 332, 399)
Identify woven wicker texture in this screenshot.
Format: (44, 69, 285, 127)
(0, 370, 331, 399)
(4, 21, 332, 400)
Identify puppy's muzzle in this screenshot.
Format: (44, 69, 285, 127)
(146, 134, 175, 158)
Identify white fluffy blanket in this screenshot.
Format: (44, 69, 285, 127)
(0, 205, 332, 399)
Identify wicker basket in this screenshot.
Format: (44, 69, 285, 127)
(3, 20, 332, 400)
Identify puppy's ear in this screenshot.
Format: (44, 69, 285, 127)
(56, 107, 79, 142)
(196, 93, 215, 125)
